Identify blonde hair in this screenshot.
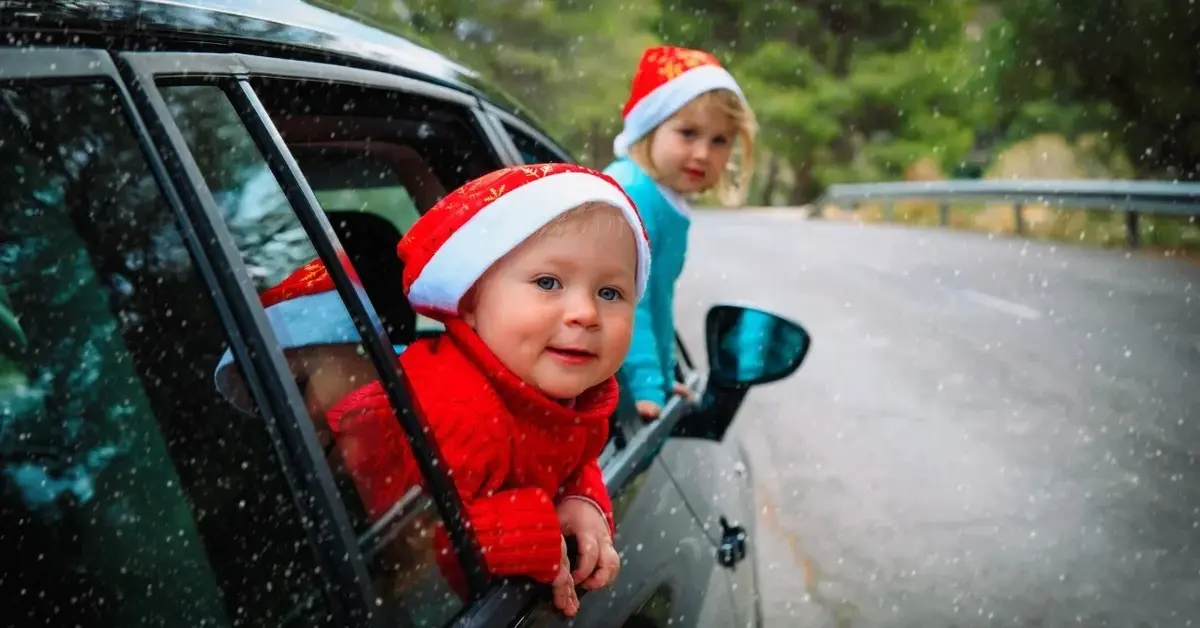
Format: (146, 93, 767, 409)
(628, 89, 758, 207)
(461, 202, 637, 314)
(532, 201, 631, 240)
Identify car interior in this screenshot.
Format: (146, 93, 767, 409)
(211, 81, 673, 622)
(280, 138, 486, 623)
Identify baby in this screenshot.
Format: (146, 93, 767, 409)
(329, 163, 650, 615)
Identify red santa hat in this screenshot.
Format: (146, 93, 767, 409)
(397, 163, 651, 316)
(212, 254, 400, 411)
(613, 45, 747, 158)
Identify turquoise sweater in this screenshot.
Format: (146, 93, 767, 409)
(722, 311, 776, 381)
(604, 158, 691, 406)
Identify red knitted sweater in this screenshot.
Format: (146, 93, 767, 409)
(326, 318, 616, 586)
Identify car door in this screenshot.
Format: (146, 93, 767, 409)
(506, 379, 739, 628)
(118, 49, 534, 628)
(0, 47, 372, 628)
(660, 344, 762, 628)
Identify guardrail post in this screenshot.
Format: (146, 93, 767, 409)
(1013, 202, 1024, 234)
(939, 201, 949, 226)
(1126, 210, 1140, 248)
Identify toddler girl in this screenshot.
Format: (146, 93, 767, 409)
(605, 46, 758, 418)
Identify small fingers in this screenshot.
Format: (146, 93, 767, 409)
(571, 534, 600, 583)
(552, 564, 579, 617)
(581, 543, 621, 590)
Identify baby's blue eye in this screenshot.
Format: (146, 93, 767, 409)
(535, 276, 561, 291)
(598, 287, 622, 301)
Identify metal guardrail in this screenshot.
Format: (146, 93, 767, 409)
(818, 179, 1200, 247)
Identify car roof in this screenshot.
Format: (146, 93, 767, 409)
(0, 0, 559, 141)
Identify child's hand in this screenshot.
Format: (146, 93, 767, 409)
(557, 498, 620, 590)
(635, 400, 661, 420)
(551, 535, 580, 617)
(636, 383, 691, 420)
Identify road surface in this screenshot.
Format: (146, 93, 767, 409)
(675, 211, 1200, 628)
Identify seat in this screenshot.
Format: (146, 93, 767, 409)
(326, 211, 417, 346)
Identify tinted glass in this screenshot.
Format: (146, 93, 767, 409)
(161, 82, 467, 626)
(0, 81, 336, 627)
(503, 122, 569, 165)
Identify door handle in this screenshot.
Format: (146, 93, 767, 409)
(717, 516, 748, 569)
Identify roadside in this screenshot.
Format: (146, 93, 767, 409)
(696, 202, 1200, 263)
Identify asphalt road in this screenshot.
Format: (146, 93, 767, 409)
(674, 211, 1200, 628)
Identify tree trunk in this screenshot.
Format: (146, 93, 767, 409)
(788, 160, 815, 206)
(588, 121, 607, 167)
(760, 152, 780, 206)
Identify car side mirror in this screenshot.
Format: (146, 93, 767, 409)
(705, 304, 811, 388)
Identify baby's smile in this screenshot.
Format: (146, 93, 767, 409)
(545, 345, 598, 365)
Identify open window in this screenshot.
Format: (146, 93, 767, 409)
(252, 77, 501, 343)
(143, 74, 494, 625)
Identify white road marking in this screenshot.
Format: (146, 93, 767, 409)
(961, 290, 1043, 320)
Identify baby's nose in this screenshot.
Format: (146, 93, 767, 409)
(563, 292, 599, 326)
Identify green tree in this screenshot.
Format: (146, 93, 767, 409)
(993, 0, 1199, 179)
(657, 0, 986, 202)
(313, 0, 658, 165)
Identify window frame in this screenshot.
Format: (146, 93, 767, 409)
(472, 103, 526, 166)
(0, 48, 114, 81)
(117, 48, 517, 605)
(225, 80, 502, 613)
(114, 51, 423, 628)
(1, 47, 375, 627)
(484, 106, 575, 165)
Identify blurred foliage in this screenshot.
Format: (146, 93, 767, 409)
(994, 0, 1200, 180)
(315, 0, 658, 165)
(308, 0, 1197, 204)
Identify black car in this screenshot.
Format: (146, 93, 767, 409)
(0, 2, 811, 627)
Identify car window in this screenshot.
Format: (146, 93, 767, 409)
(0, 81, 337, 627)
(157, 83, 467, 627)
(252, 78, 502, 342)
(248, 78, 653, 609)
(502, 121, 569, 165)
